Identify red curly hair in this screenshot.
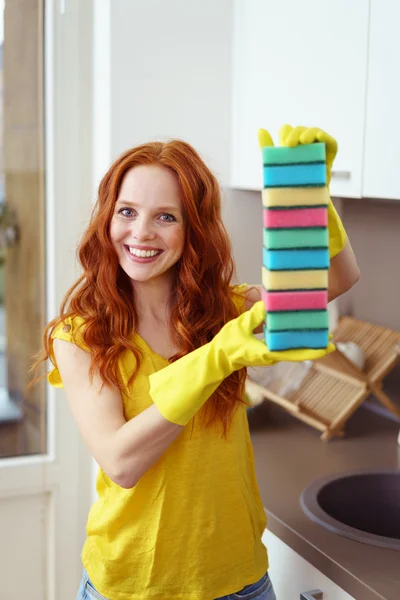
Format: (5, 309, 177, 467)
(31, 140, 246, 433)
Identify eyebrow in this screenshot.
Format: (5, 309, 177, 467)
(115, 199, 180, 213)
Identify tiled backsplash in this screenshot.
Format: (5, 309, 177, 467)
(335, 197, 400, 332)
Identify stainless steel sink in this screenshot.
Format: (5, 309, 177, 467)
(300, 469, 400, 551)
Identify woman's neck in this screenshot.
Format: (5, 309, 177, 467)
(132, 277, 174, 324)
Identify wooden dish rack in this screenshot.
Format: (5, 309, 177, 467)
(247, 316, 400, 441)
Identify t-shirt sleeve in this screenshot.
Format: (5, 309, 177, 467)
(48, 315, 87, 388)
(231, 283, 248, 315)
(328, 198, 347, 259)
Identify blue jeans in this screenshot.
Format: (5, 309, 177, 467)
(216, 571, 276, 599)
(77, 569, 276, 600)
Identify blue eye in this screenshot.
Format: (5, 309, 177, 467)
(119, 208, 135, 218)
(159, 213, 176, 222)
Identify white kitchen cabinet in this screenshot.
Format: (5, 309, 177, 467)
(263, 530, 355, 600)
(363, 0, 400, 200)
(231, 0, 370, 198)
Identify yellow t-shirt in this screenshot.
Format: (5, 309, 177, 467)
(48, 284, 269, 600)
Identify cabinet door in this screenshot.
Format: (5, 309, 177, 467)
(232, 0, 369, 198)
(263, 530, 355, 600)
(363, 0, 400, 199)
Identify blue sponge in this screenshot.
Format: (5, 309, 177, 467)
(263, 163, 327, 188)
(264, 248, 330, 271)
(265, 329, 329, 351)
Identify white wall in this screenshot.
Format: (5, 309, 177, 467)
(222, 188, 263, 285)
(108, 0, 233, 186)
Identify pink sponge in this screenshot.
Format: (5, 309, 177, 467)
(263, 207, 328, 229)
(262, 288, 328, 312)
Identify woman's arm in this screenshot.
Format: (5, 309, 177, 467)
(54, 338, 183, 489)
(327, 238, 360, 301)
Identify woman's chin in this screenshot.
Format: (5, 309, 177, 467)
(122, 264, 174, 284)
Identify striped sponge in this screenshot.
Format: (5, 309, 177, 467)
(261, 142, 329, 351)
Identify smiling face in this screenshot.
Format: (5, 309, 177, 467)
(110, 164, 185, 286)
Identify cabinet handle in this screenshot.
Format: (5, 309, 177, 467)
(300, 591, 323, 600)
(331, 170, 351, 179)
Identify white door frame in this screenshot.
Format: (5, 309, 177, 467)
(45, 0, 94, 594)
(0, 1, 94, 598)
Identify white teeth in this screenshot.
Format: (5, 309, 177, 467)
(129, 247, 160, 258)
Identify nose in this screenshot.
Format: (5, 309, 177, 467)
(132, 215, 156, 241)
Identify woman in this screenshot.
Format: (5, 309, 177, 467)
(32, 129, 359, 600)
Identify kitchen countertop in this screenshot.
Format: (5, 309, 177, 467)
(249, 404, 400, 600)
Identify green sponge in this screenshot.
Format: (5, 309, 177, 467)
(262, 142, 326, 166)
(268, 310, 329, 331)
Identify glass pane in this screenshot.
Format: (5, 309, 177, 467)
(0, 0, 46, 458)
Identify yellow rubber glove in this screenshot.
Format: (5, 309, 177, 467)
(279, 125, 346, 256)
(258, 125, 347, 257)
(149, 301, 335, 425)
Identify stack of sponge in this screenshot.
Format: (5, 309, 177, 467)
(261, 142, 330, 351)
